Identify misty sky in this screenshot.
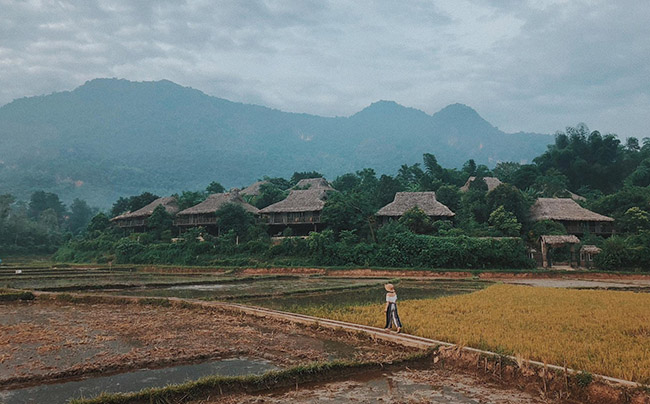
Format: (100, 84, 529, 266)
(1, 0, 649, 138)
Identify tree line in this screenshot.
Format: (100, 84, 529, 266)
(4, 125, 650, 270)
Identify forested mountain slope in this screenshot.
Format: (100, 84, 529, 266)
(0, 78, 550, 207)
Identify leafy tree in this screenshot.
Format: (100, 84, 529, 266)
(322, 192, 374, 236)
(177, 191, 206, 210)
(214, 203, 256, 239)
(251, 183, 287, 209)
(87, 213, 110, 233)
(468, 176, 488, 192)
(206, 181, 225, 194)
(435, 185, 461, 213)
(492, 162, 521, 184)
(376, 174, 404, 208)
(28, 191, 66, 222)
(527, 220, 566, 243)
(488, 206, 522, 236)
(459, 187, 489, 225)
(590, 186, 650, 224)
(399, 207, 433, 234)
(38, 208, 60, 233)
(531, 168, 569, 197)
(147, 205, 173, 240)
(486, 184, 529, 224)
(396, 163, 426, 190)
(67, 198, 94, 234)
(625, 157, 650, 187)
(511, 164, 541, 190)
(110, 192, 158, 217)
(0, 194, 14, 219)
(263, 176, 291, 190)
(423, 153, 444, 179)
(618, 207, 650, 234)
(462, 159, 477, 177)
(332, 173, 361, 192)
(290, 171, 323, 186)
(533, 125, 630, 193)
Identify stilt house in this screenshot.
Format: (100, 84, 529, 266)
(259, 188, 333, 235)
(111, 196, 179, 229)
(174, 192, 259, 232)
(530, 198, 614, 236)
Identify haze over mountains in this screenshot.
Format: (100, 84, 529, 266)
(0, 79, 551, 208)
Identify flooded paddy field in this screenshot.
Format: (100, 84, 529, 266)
(238, 279, 488, 312)
(0, 267, 229, 291)
(92, 276, 392, 300)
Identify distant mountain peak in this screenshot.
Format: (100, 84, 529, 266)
(351, 100, 428, 120)
(432, 102, 495, 131)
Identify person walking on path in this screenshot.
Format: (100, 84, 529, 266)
(383, 283, 402, 333)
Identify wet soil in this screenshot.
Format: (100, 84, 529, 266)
(502, 278, 650, 289)
(0, 357, 277, 404)
(0, 299, 417, 388)
(203, 368, 553, 404)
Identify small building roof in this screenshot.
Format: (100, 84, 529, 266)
(580, 245, 602, 254)
(259, 189, 331, 214)
(530, 198, 614, 222)
(460, 176, 503, 192)
(376, 192, 455, 217)
(176, 192, 259, 216)
(293, 178, 334, 191)
(240, 180, 270, 196)
(540, 235, 580, 245)
(111, 196, 179, 221)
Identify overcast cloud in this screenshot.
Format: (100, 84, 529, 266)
(1, 0, 649, 138)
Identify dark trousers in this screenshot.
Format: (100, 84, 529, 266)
(385, 303, 402, 328)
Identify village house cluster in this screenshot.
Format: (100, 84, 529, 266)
(111, 177, 614, 269)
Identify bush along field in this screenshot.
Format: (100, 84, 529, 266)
(300, 284, 650, 384)
(54, 224, 535, 269)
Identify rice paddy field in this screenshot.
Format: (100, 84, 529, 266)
(301, 284, 650, 384)
(2, 262, 650, 403)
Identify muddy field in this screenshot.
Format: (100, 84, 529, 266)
(0, 298, 416, 388)
(205, 368, 549, 404)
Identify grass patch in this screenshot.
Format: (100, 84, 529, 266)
(70, 350, 434, 404)
(302, 284, 650, 384)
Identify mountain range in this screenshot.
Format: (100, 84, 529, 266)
(0, 78, 552, 208)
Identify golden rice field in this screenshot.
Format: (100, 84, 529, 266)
(302, 284, 650, 384)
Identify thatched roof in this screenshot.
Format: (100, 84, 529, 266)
(176, 192, 259, 216)
(111, 196, 179, 221)
(460, 176, 503, 192)
(259, 189, 331, 213)
(580, 245, 602, 254)
(293, 178, 334, 191)
(530, 198, 614, 222)
(240, 181, 270, 196)
(376, 192, 455, 217)
(540, 235, 580, 245)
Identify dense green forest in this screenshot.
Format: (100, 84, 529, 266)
(3, 125, 650, 271)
